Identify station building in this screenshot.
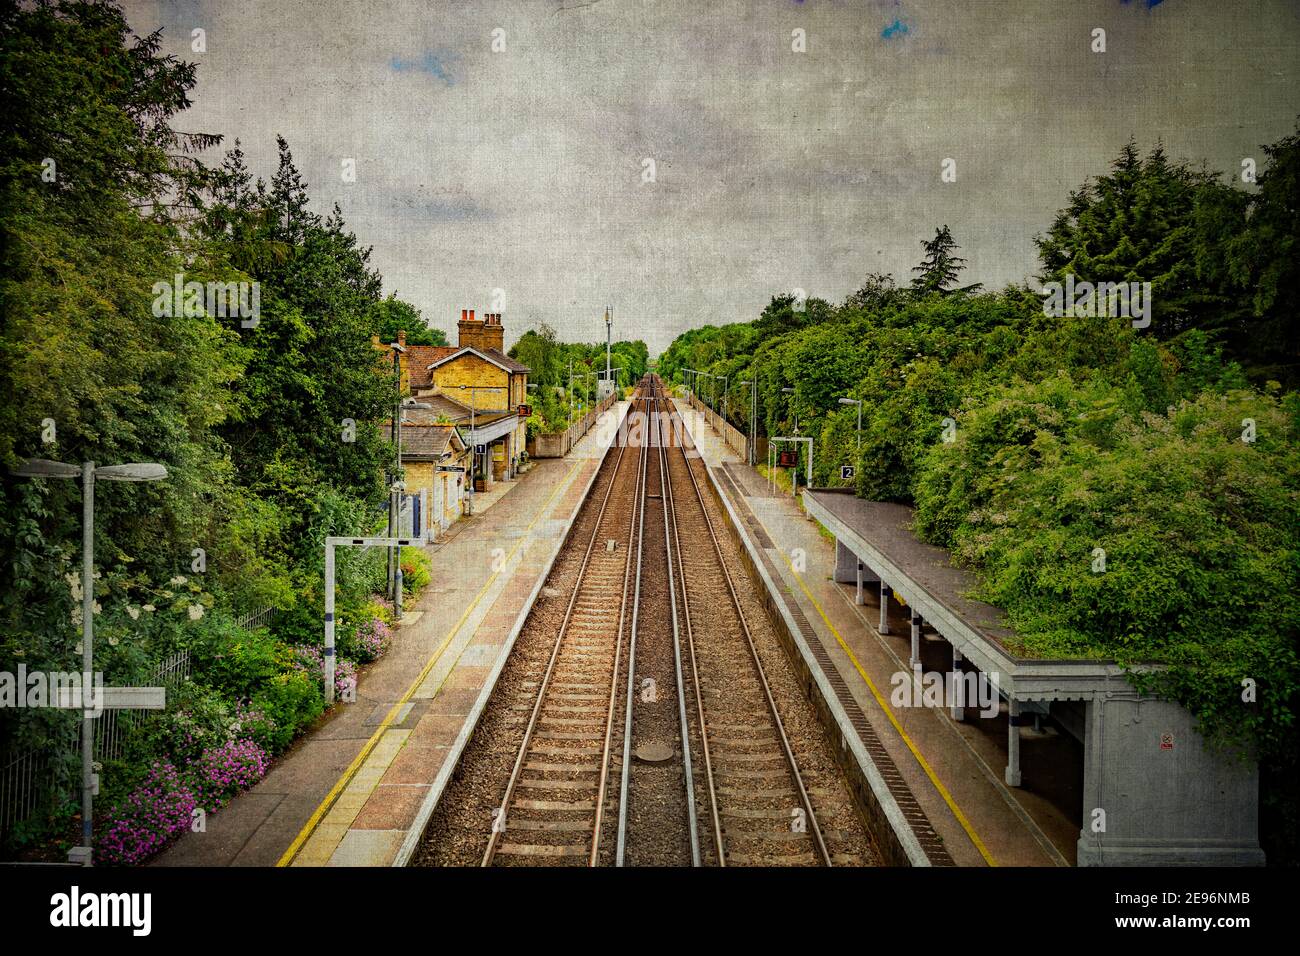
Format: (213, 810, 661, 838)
(374, 310, 531, 534)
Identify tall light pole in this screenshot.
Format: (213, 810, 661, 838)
(781, 386, 798, 434)
(605, 305, 613, 397)
(10, 457, 167, 865)
(837, 397, 864, 450)
(740, 378, 757, 466)
(386, 340, 407, 604)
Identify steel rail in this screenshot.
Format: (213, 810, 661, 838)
(668, 389, 834, 867)
(661, 391, 726, 864)
(653, 391, 703, 866)
(615, 380, 655, 865)
(481, 389, 638, 866)
(589, 388, 650, 864)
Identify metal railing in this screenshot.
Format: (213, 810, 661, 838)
(1, 647, 194, 844)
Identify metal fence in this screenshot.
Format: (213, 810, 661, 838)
(1, 647, 194, 844)
(236, 606, 275, 630)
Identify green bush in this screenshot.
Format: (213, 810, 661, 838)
(251, 668, 324, 753)
(400, 546, 431, 594)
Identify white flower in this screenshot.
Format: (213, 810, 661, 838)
(142, 604, 156, 612)
(74, 642, 83, 654)
(126, 606, 140, 620)
(108, 636, 119, 647)
(91, 601, 101, 615)
(187, 604, 204, 621)
(169, 575, 187, 586)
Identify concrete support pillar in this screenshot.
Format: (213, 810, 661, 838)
(909, 611, 921, 666)
(855, 562, 864, 606)
(1006, 698, 1023, 787)
(950, 647, 964, 722)
(879, 581, 891, 635)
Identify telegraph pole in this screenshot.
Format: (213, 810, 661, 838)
(605, 305, 613, 397)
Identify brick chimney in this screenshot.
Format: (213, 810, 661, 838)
(457, 308, 484, 350)
(397, 329, 406, 348)
(480, 313, 505, 352)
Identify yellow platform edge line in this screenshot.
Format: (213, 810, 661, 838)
(276, 455, 587, 867)
(753, 499, 999, 867)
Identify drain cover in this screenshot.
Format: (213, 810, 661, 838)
(634, 741, 674, 764)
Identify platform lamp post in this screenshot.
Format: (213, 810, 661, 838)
(10, 457, 168, 865)
(391, 399, 433, 621)
(385, 340, 407, 604)
(837, 397, 864, 449)
(739, 378, 757, 466)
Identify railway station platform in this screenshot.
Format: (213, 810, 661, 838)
(154, 402, 629, 867)
(673, 400, 1069, 866)
(674, 397, 1264, 867)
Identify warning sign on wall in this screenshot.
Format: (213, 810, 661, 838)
(1160, 732, 1174, 751)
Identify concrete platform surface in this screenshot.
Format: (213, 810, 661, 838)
(154, 403, 626, 867)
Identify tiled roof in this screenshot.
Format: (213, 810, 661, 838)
(484, 348, 531, 374)
(425, 346, 531, 376)
(399, 424, 464, 460)
(405, 346, 457, 389)
(402, 394, 473, 423)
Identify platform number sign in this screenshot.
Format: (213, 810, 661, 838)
(1160, 732, 1174, 751)
(840, 464, 855, 481)
(475, 444, 487, 455)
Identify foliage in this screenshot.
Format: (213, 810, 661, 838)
(658, 132, 1300, 791)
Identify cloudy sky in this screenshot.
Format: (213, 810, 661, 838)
(123, 0, 1299, 354)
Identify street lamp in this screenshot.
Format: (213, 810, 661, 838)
(739, 379, 757, 466)
(385, 341, 407, 603)
(10, 457, 167, 865)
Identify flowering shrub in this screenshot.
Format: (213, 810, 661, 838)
(230, 702, 279, 754)
(352, 617, 392, 663)
(292, 645, 357, 698)
(188, 738, 270, 810)
(97, 762, 197, 866)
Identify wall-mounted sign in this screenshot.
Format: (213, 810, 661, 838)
(1160, 732, 1174, 751)
(840, 465, 856, 481)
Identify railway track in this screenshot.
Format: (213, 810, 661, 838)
(662, 393, 834, 866)
(480, 389, 646, 865)
(427, 375, 876, 867)
(609, 380, 699, 866)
